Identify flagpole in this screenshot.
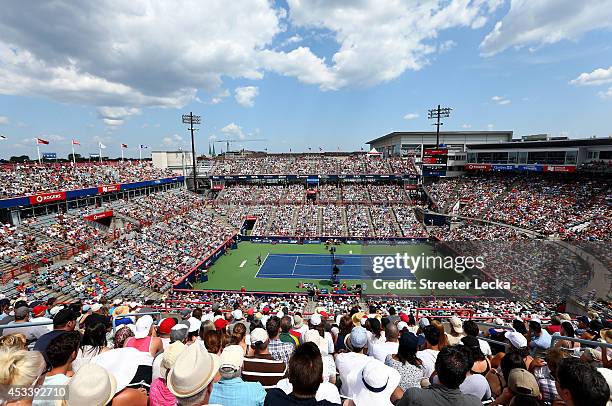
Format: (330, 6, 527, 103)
(36, 140, 41, 165)
(99, 144, 102, 163)
(121, 146, 124, 162)
(71, 142, 76, 165)
(139, 146, 142, 162)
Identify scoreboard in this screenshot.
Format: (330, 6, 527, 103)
(422, 148, 448, 177)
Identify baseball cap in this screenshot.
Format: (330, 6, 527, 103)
(91, 303, 103, 312)
(214, 318, 229, 330)
(134, 315, 154, 339)
(418, 317, 430, 328)
(231, 309, 243, 320)
(159, 318, 178, 335)
(505, 331, 528, 348)
(250, 328, 268, 345)
(219, 345, 244, 372)
(399, 332, 420, 352)
(508, 368, 540, 397)
(187, 317, 201, 333)
(449, 316, 464, 334)
(529, 315, 541, 325)
(179, 309, 191, 318)
(310, 314, 322, 326)
(14, 306, 29, 319)
(400, 313, 409, 323)
(32, 305, 48, 317)
(347, 327, 368, 350)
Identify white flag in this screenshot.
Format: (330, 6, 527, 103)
(99, 142, 107, 149)
(0, 135, 6, 140)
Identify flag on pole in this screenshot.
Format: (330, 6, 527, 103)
(72, 140, 80, 145)
(36, 138, 49, 145)
(98, 142, 106, 149)
(319, 146, 323, 152)
(121, 143, 128, 148)
(0, 135, 6, 140)
(139, 144, 148, 149)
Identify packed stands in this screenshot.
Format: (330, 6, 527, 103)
(0, 162, 175, 199)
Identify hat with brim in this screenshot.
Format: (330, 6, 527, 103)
(167, 342, 220, 398)
(92, 347, 152, 392)
(161, 341, 187, 377)
(346, 359, 400, 406)
(352, 312, 364, 327)
(67, 363, 117, 406)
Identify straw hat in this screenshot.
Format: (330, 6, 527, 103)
(160, 341, 186, 377)
(167, 341, 220, 398)
(68, 364, 117, 406)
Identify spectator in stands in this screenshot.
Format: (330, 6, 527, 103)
(446, 316, 466, 346)
(0, 298, 10, 321)
(203, 330, 227, 355)
(209, 344, 266, 406)
(230, 322, 248, 355)
(72, 313, 111, 372)
(267, 316, 294, 364)
(265, 342, 339, 405)
(416, 325, 441, 380)
(0, 333, 27, 350)
(371, 322, 400, 362)
(113, 325, 135, 349)
(68, 363, 148, 406)
(53, 308, 78, 332)
(557, 358, 611, 406)
(0, 347, 46, 404)
(334, 315, 352, 354)
(456, 337, 492, 401)
(167, 340, 220, 406)
(554, 321, 580, 351)
(530, 347, 566, 404)
(344, 358, 402, 406)
(489, 368, 541, 406)
(336, 326, 370, 395)
(504, 331, 533, 370)
(33, 330, 81, 405)
(280, 316, 298, 347)
(150, 341, 185, 405)
(385, 332, 425, 391)
(430, 320, 450, 350)
(124, 315, 164, 357)
(303, 329, 337, 384)
(290, 314, 307, 342)
(157, 317, 177, 349)
(528, 317, 551, 357)
(462, 320, 492, 357)
(2, 306, 48, 341)
(398, 346, 481, 406)
(242, 328, 287, 389)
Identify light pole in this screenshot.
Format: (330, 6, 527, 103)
(182, 112, 201, 192)
(427, 105, 452, 148)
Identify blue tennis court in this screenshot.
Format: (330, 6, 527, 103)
(255, 253, 416, 280)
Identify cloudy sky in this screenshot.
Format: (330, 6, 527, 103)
(0, 0, 611, 158)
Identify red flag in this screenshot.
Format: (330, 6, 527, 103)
(36, 138, 49, 145)
(72, 139, 80, 145)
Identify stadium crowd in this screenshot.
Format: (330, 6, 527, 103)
(0, 162, 175, 199)
(426, 174, 612, 240)
(208, 155, 418, 176)
(0, 295, 609, 405)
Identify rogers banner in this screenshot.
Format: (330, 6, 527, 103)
(544, 165, 576, 173)
(84, 210, 113, 221)
(29, 191, 66, 205)
(464, 163, 491, 171)
(98, 184, 121, 193)
(423, 148, 448, 156)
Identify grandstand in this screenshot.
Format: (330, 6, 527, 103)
(0, 153, 610, 406)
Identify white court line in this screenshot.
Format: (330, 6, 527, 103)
(291, 256, 299, 276)
(254, 252, 269, 278)
(266, 253, 378, 258)
(239, 260, 247, 268)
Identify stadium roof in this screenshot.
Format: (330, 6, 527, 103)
(468, 137, 612, 149)
(367, 131, 513, 144)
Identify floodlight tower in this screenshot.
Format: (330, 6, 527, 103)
(182, 112, 201, 192)
(427, 105, 452, 148)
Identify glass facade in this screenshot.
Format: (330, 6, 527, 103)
(467, 149, 579, 165)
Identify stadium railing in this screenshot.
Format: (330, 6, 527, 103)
(550, 335, 612, 350)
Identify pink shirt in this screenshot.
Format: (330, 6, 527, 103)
(149, 378, 176, 406)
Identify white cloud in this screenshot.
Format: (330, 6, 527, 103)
(41, 134, 66, 142)
(599, 86, 612, 99)
(221, 122, 245, 140)
(403, 113, 419, 120)
(0, 116, 8, 124)
(480, 0, 612, 56)
(438, 40, 457, 53)
(570, 66, 612, 86)
(462, 123, 472, 129)
(210, 89, 230, 105)
(270, 0, 502, 90)
(162, 133, 184, 146)
(234, 86, 259, 107)
(97, 106, 140, 126)
(491, 95, 511, 105)
(487, 123, 495, 130)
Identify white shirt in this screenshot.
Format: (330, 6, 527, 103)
(335, 352, 369, 396)
(370, 341, 399, 362)
(416, 348, 439, 379)
(276, 378, 341, 404)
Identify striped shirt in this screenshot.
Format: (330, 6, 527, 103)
(242, 354, 287, 389)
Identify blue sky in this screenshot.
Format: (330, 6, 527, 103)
(0, 0, 611, 159)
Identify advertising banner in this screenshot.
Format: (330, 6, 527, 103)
(29, 191, 66, 205)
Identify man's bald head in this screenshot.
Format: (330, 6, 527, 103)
(386, 323, 399, 341)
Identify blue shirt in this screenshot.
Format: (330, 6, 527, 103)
(209, 377, 266, 406)
(530, 330, 552, 356)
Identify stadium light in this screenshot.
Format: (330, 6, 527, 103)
(428, 105, 453, 148)
(182, 112, 201, 193)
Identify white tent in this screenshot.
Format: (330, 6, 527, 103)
(367, 147, 383, 156)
